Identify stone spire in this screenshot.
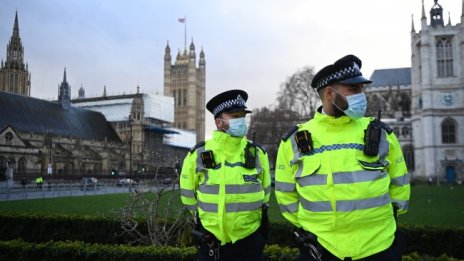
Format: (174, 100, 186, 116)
(421, 0, 428, 30)
(58, 68, 71, 109)
(411, 14, 416, 32)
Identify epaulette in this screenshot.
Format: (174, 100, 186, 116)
(281, 125, 299, 141)
(255, 143, 267, 154)
(190, 141, 205, 153)
(378, 120, 393, 134)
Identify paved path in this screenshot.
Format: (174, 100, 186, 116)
(0, 182, 173, 201)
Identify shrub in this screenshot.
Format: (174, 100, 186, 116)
(0, 213, 463, 258)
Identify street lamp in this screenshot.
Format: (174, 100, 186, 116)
(46, 132, 53, 177)
(129, 116, 133, 192)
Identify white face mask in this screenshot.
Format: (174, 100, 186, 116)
(221, 117, 247, 137)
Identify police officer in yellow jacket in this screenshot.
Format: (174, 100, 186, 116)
(180, 89, 271, 261)
(275, 55, 410, 261)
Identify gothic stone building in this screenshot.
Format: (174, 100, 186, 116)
(366, 68, 414, 174)
(411, 0, 464, 181)
(73, 85, 193, 176)
(164, 40, 205, 142)
(366, 0, 464, 183)
(0, 89, 123, 179)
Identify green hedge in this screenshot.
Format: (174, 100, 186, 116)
(1, 213, 463, 258)
(0, 239, 461, 261)
(266, 222, 464, 258)
(0, 239, 197, 261)
(0, 213, 124, 244)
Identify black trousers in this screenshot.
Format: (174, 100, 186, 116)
(199, 230, 265, 261)
(297, 243, 401, 261)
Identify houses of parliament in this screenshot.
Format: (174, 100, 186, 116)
(1, 0, 463, 183)
(0, 12, 205, 179)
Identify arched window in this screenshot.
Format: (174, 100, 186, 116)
(5, 132, 13, 145)
(18, 157, 27, 173)
(442, 118, 456, 143)
(436, 37, 454, 77)
(402, 145, 415, 171)
(0, 157, 5, 169)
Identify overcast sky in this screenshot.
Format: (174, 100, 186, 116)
(1, 0, 462, 134)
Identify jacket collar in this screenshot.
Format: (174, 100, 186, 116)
(211, 130, 247, 155)
(314, 107, 352, 125)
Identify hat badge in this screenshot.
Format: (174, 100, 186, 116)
(353, 62, 360, 71)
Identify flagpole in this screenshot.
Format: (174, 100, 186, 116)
(184, 16, 187, 50)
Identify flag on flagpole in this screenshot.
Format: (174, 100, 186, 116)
(178, 17, 186, 23)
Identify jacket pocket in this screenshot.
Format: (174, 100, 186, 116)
(357, 158, 387, 171)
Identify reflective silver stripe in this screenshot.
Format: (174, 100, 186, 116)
(226, 200, 263, 212)
(336, 193, 390, 212)
(180, 189, 196, 198)
(195, 146, 206, 173)
(198, 184, 219, 194)
(333, 170, 386, 184)
(264, 185, 271, 195)
(391, 173, 410, 186)
(275, 181, 296, 192)
(198, 184, 263, 194)
(290, 135, 299, 165)
(195, 146, 209, 185)
(198, 201, 218, 212)
(295, 161, 304, 178)
(297, 174, 327, 186)
(300, 197, 333, 212)
(378, 130, 390, 166)
(226, 184, 262, 194)
(185, 204, 198, 211)
(255, 151, 262, 174)
(392, 200, 409, 211)
(279, 202, 299, 213)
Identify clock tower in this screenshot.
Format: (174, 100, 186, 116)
(410, 0, 464, 180)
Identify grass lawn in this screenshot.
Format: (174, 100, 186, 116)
(0, 185, 463, 228)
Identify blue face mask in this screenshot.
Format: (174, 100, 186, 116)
(331, 89, 367, 120)
(224, 117, 247, 137)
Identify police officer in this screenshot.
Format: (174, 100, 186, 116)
(275, 55, 410, 260)
(180, 89, 271, 261)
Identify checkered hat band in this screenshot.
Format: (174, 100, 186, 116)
(213, 98, 246, 116)
(316, 63, 362, 90)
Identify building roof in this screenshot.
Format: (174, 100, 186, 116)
(368, 68, 411, 87)
(73, 93, 174, 123)
(163, 128, 196, 149)
(0, 91, 121, 142)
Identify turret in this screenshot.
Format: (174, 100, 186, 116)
(430, 0, 444, 27)
(164, 41, 171, 63)
(199, 47, 205, 67)
(78, 84, 85, 99)
(58, 68, 71, 110)
(189, 39, 196, 59)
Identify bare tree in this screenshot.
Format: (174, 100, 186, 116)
(248, 107, 303, 168)
(277, 66, 320, 118)
(116, 145, 190, 246)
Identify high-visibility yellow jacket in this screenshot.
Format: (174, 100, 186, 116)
(180, 130, 271, 244)
(275, 111, 410, 260)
